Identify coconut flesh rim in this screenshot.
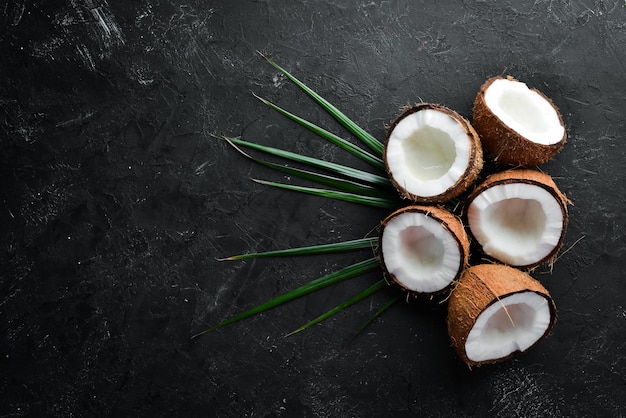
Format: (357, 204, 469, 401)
(484, 78, 565, 146)
(386, 109, 471, 198)
(464, 291, 552, 362)
(381, 211, 461, 293)
(467, 183, 564, 266)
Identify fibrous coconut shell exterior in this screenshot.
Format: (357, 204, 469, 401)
(464, 168, 570, 269)
(384, 103, 483, 204)
(447, 264, 557, 367)
(378, 205, 470, 298)
(473, 76, 566, 167)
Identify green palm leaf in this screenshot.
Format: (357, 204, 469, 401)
(260, 53, 385, 156)
(198, 57, 403, 339)
(261, 163, 392, 197)
(254, 94, 385, 171)
(286, 279, 388, 336)
(222, 136, 392, 189)
(354, 294, 402, 337)
(221, 136, 392, 197)
(191, 257, 381, 339)
(252, 179, 400, 209)
(219, 237, 378, 261)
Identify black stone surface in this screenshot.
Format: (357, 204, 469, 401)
(2, 0, 626, 416)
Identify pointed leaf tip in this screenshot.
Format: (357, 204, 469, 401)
(286, 279, 387, 337)
(191, 257, 380, 339)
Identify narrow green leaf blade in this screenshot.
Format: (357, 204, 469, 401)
(287, 279, 388, 336)
(354, 294, 401, 337)
(260, 53, 384, 156)
(225, 136, 392, 189)
(255, 94, 385, 171)
(220, 237, 379, 261)
(253, 179, 400, 209)
(219, 134, 385, 196)
(191, 257, 381, 339)
(258, 160, 388, 197)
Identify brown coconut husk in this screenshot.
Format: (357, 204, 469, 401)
(378, 205, 470, 300)
(464, 168, 570, 269)
(447, 263, 557, 368)
(384, 103, 483, 204)
(473, 76, 566, 167)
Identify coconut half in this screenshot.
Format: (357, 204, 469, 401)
(447, 264, 557, 367)
(378, 205, 469, 296)
(384, 103, 483, 203)
(473, 76, 566, 166)
(465, 169, 569, 269)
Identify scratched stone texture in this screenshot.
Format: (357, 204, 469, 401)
(1, 0, 625, 416)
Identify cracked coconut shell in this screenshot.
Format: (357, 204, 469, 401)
(447, 264, 557, 367)
(473, 76, 566, 167)
(378, 205, 470, 298)
(384, 103, 483, 203)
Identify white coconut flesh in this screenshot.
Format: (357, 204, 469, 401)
(467, 183, 564, 266)
(464, 291, 552, 362)
(484, 78, 565, 145)
(381, 211, 461, 293)
(386, 109, 471, 197)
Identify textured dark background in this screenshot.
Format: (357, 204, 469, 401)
(1, 0, 625, 416)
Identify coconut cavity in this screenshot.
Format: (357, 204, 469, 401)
(447, 264, 556, 367)
(384, 103, 483, 203)
(465, 169, 569, 269)
(379, 206, 469, 295)
(465, 291, 552, 362)
(473, 76, 566, 166)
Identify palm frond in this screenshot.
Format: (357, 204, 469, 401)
(260, 53, 385, 156)
(198, 56, 403, 340)
(221, 136, 392, 197)
(219, 237, 378, 261)
(254, 93, 385, 171)
(191, 257, 381, 339)
(221, 135, 392, 189)
(252, 179, 400, 209)
(354, 294, 402, 337)
(286, 279, 388, 336)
